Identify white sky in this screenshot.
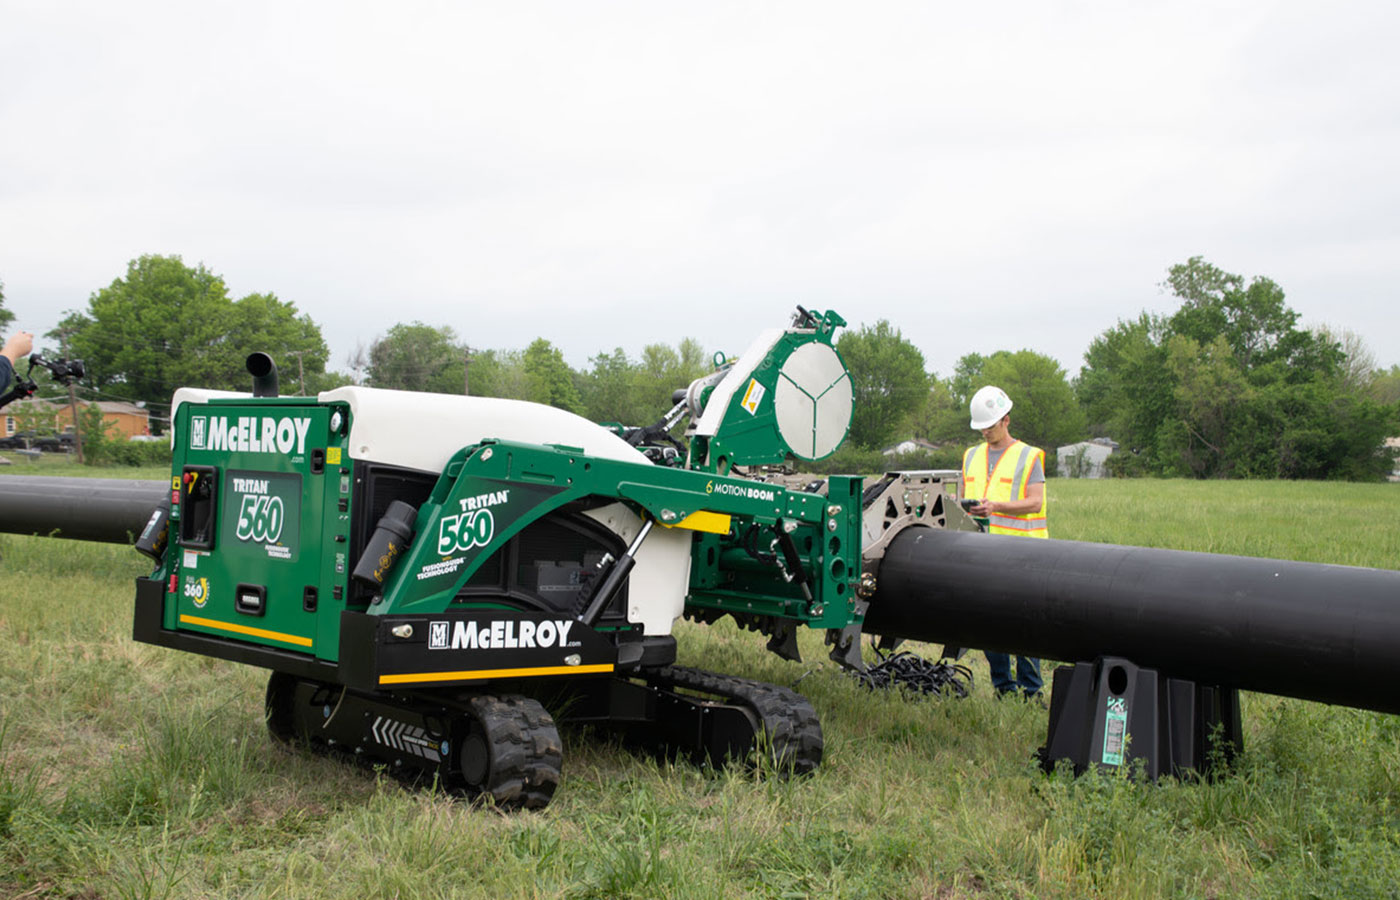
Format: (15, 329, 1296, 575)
(3, 1, 1398, 382)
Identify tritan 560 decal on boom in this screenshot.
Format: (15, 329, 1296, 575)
(436, 490, 510, 553)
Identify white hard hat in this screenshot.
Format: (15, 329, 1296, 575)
(969, 385, 1013, 429)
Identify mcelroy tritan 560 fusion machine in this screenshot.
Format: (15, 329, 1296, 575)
(6, 307, 1400, 809)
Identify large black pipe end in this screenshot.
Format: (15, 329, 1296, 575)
(864, 528, 1400, 716)
(247, 352, 279, 398)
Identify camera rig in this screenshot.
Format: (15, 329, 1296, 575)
(0, 354, 87, 410)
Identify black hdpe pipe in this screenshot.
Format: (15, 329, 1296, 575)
(864, 528, 1400, 715)
(0, 476, 167, 544)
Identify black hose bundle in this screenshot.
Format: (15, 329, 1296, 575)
(850, 647, 974, 698)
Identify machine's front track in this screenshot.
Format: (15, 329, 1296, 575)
(618, 665, 824, 775)
(266, 673, 564, 809)
(266, 662, 823, 806)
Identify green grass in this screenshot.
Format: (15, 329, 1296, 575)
(2, 478, 1399, 898)
(1049, 478, 1400, 568)
(0, 453, 168, 480)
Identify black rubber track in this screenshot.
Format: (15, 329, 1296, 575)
(458, 695, 562, 810)
(264, 676, 561, 810)
(264, 671, 298, 745)
(652, 665, 824, 776)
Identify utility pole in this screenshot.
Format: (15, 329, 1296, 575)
(67, 382, 83, 464)
(58, 327, 83, 464)
(285, 350, 308, 395)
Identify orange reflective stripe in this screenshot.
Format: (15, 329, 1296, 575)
(989, 523, 1049, 538)
(990, 515, 1047, 529)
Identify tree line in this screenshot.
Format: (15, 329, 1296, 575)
(9, 254, 1398, 479)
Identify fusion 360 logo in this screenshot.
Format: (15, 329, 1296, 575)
(183, 576, 210, 608)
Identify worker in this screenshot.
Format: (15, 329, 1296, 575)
(963, 385, 1047, 699)
(0, 330, 35, 395)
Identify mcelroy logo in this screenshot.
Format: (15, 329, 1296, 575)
(427, 619, 575, 650)
(190, 415, 311, 455)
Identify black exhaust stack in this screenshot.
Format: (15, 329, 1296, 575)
(247, 353, 279, 398)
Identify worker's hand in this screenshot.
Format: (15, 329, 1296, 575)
(970, 500, 994, 517)
(2, 331, 34, 361)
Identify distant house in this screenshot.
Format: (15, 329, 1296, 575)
(64, 401, 151, 439)
(1057, 438, 1119, 478)
(4, 398, 150, 441)
(3, 398, 63, 437)
(881, 437, 940, 457)
(1387, 437, 1400, 483)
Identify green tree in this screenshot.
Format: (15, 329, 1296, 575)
(968, 350, 1086, 457)
(1158, 334, 1255, 477)
(837, 320, 930, 448)
(522, 338, 582, 412)
(908, 379, 967, 448)
(577, 339, 711, 427)
(366, 322, 467, 393)
(1075, 313, 1173, 450)
(58, 255, 234, 409)
(57, 255, 334, 416)
(1314, 325, 1379, 394)
(0, 278, 12, 331)
(1164, 256, 1306, 369)
(579, 348, 640, 424)
(633, 339, 709, 421)
(1371, 365, 1400, 408)
(946, 352, 987, 409)
(467, 348, 528, 400)
(1078, 257, 1391, 480)
(227, 292, 335, 394)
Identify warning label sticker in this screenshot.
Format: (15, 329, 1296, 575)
(740, 379, 765, 415)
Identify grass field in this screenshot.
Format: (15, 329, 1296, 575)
(2, 476, 1398, 898)
(0, 454, 166, 480)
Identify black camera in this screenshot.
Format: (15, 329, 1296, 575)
(30, 354, 86, 384)
(1, 354, 88, 410)
(958, 498, 980, 511)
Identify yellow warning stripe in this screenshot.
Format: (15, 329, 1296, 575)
(379, 663, 615, 685)
(179, 614, 314, 648)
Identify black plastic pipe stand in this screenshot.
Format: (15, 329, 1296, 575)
(1041, 656, 1242, 780)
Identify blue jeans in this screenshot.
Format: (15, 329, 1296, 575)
(986, 652, 1042, 696)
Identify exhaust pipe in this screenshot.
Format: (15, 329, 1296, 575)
(247, 353, 279, 398)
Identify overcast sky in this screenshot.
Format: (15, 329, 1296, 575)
(3, 1, 1397, 385)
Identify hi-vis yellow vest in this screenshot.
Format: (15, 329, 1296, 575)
(962, 440, 1048, 538)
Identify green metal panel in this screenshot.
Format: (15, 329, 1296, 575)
(166, 398, 348, 660)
